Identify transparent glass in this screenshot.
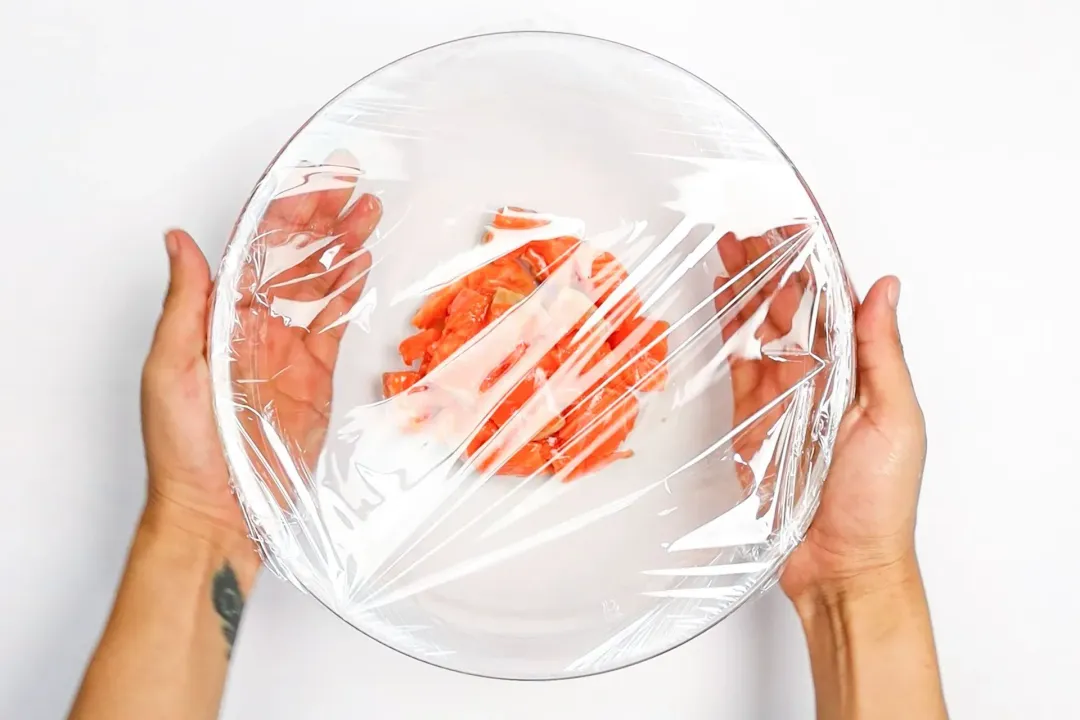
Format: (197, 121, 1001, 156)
(210, 31, 855, 680)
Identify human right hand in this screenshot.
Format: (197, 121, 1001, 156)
(779, 275, 927, 605)
(714, 227, 926, 603)
(785, 277, 945, 720)
(717, 230, 942, 719)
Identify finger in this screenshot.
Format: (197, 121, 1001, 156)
(307, 248, 372, 367)
(308, 193, 382, 321)
(716, 231, 746, 276)
(263, 193, 381, 302)
(718, 233, 785, 340)
(259, 189, 320, 238)
(761, 224, 813, 343)
(336, 192, 383, 253)
(149, 230, 213, 370)
(716, 232, 758, 343)
(259, 171, 356, 238)
(758, 255, 810, 345)
(313, 185, 357, 232)
(293, 192, 381, 313)
(307, 195, 383, 368)
(251, 185, 355, 301)
(854, 276, 916, 412)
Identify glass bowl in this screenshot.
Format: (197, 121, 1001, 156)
(209, 31, 855, 680)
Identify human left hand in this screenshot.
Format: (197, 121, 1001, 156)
(141, 181, 382, 563)
(140, 231, 252, 556)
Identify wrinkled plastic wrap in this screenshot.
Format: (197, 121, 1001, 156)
(209, 32, 855, 679)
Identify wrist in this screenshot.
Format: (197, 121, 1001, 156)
(794, 552, 948, 720)
(794, 552, 926, 637)
(140, 496, 260, 592)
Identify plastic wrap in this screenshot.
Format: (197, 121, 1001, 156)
(209, 32, 855, 679)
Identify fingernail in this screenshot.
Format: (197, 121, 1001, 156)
(886, 278, 901, 309)
(360, 193, 380, 213)
(164, 231, 180, 259)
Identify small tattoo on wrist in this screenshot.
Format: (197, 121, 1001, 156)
(212, 561, 245, 658)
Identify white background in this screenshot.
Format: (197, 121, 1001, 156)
(1, 1, 1078, 718)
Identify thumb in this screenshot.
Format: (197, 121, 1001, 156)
(854, 276, 917, 413)
(149, 230, 213, 370)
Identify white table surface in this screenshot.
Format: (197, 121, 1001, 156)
(2, 1, 1078, 718)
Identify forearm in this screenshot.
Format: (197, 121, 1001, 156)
(69, 501, 258, 720)
(795, 557, 948, 720)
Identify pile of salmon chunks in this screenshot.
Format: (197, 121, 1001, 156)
(382, 208, 670, 480)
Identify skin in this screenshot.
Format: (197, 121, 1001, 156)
(69, 188, 381, 720)
(783, 275, 946, 720)
(718, 226, 945, 719)
(69, 206, 945, 719)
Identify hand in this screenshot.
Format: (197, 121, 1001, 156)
(715, 229, 925, 603)
(716, 228, 822, 511)
(230, 180, 382, 490)
(142, 180, 381, 560)
(780, 275, 925, 604)
(141, 231, 253, 560)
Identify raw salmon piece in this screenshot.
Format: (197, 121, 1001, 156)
(444, 287, 492, 337)
(466, 257, 536, 297)
(613, 354, 669, 393)
(480, 342, 529, 392)
(411, 281, 462, 329)
(556, 387, 639, 466)
(585, 252, 644, 324)
(466, 421, 498, 456)
(382, 371, 421, 398)
(519, 237, 581, 280)
(398, 328, 441, 367)
(492, 441, 552, 476)
(426, 330, 469, 371)
(610, 317, 670, 363)
(490, 369, 546, 427)
(538, 343, 571, 376)
(487, 288, 525, 323)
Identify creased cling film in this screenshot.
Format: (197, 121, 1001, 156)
(207, 32, 863, 684)
(382, 207, 671, 480)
